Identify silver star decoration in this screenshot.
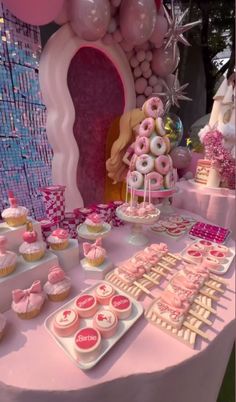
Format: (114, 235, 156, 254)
(153, 70, 192, 112)
(163, 0, 201, 60)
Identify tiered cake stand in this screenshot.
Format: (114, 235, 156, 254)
(116, 206, 160, 246)
(131, 187, 177, 214)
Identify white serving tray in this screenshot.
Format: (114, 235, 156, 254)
(180, 240, 235, 275)
(44, 281, 143, 370)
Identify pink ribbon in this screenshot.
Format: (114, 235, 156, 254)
(83, 238, 102, 255)
(12, 280, 42, 304)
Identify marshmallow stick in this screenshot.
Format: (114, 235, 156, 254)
(183, 322, 210, 341)
(194, 299, 217, 314)
(133, 281, 155, 298)
(151, 267, 169, 277)
(148, 178, 151, 204)
(205, 281, 225, 294)
(208, 274, 228, 285)
(157, 262, 173, 272)
(125, 175, 129, 204)
(162, 257, 176, 266)
(188, 309, 212, 326)
(143, 273, 160, 285)
(143, 176, 147, 203)
(199, 290, 219, 301)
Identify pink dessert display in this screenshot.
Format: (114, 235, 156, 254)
(151, 215, 194, 237)
(94, 282, 115, 305)
(83, 238, 106, 267)
(185, 249, 203, 263)
(1, 191, 28, 227)
(167, 227, 185, 237)
(0, 312, 6, 341)
(74, 327, 101, 363)
(85, 213, 104, 233)
(202, 256, 221, 271)
(110, 295, 132, 319)
(53, 308, 80, 337)
(47, 228, 69, 250)
(11, 280, 46, 319)
(196, 240, 213, 252)
(208, 250, 226, 262)
(43, 266, 71, 301)
(75, 294, 98, 318)
(119, 202, 158, 220)
(19, 222, 46, 262)
(0, 235, 17, 277)
(189, 222, 230, 244)
(93, 309, 118, 338)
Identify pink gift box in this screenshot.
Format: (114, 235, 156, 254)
(39, 185, 66, 223)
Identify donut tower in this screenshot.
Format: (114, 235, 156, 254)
(127, 97, 177, 201)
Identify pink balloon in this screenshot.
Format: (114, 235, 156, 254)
(165, 74, 180, 89)
(70, 0, 111, 41)
(135, 77, 147, 94)
(170, 147, 192, 170)
(149, 15, 168, 48)
(54, 0, 69, 25)
(120, 0, 156, 45)
(143, 69, 152, 79)
(3, 0, 64, 25)
(151, 45, 180, 77)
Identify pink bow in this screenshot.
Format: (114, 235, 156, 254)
(83, 238, 102, 255)
(48, 266, 65, 284)
(12, 280, 42, 303)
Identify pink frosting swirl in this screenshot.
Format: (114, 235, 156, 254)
(51, 228, 69, 240)
(48, 266, 65, 284)
(86, 213, 103, 224)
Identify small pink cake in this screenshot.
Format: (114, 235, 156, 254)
(43, 266, 71, 301)
(83, 238, 106, 267)
(2, 191, 28, 227)
(196, 240, 213, 252)
(11, 280, 46, 319)
(94, 282, 115, 305)
(75, 294, 98, 318)
(211, 244, 230, 256)
(185, 249, 203, 263)
(74, 327, 101, 363)
(208, 250, 226, 262)
(19, 222, 46, 262)
(0, 236, 17, 277)
(110, 295, 132, 319)
(85, 213, 104, 233)
(0, 312, 6, 341)
(203, 256, 221, 271)
(93, 309, 118, 338)
(167, 227, 185, 237)
(47, 228, 69, 250)
(53, 308, 79, 337)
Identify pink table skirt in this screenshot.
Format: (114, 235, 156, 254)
(173, 181, 236, 239)
(0, 211, 235, 402)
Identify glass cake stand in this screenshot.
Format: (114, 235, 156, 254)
(129, 187, 178, 215)
(116, 205, 160, 246)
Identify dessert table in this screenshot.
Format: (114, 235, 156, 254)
(173, 181, 236, 239)
(0, 208, 235, 402)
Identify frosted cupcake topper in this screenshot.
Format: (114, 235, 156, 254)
(83, 238, 104, 256)
(12, 280, 43, 307)
(23, 221, 38, 243)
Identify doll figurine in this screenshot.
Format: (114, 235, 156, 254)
(106, 108, 145, 183)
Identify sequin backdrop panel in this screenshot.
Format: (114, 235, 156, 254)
(67, 47, 125, 206)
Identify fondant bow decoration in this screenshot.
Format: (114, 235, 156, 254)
(12, 280, 42, 304)
(83, 238, 102, 255)
(48, 266, 65, 284)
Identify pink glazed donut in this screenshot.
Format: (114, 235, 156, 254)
(135, 136, 150, 155)
(136, 154, 154, 174)
(146, 171, 163, 190)
(155, 117, 166, 136)
(150, 136, 167, 156)
(127, 170, 143, 189)
(155, 155, 171, 175)
(139, 117, 155, 137)
(164, 170, 176, 189)
(142, 97, 164, 118)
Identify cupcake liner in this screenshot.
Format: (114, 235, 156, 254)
(17, 308, 42, 319)
(87, 256, 105, 266)
(4, 215, 27, 227)
(0, 264, 16, 277)
(47, 288, 71, 302)
(49, 240, 69, 251)
(87, 225, 103, 233)
(21, 250, 45, 262)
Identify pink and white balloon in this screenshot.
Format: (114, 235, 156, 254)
(149, 15, 168, 48)
(70, 0, 111, 41)
(120, 0, 156, 45)
(170, 147, 192, 169)
(151, 45, 180, 77)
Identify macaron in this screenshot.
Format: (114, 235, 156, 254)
(109, 295, 132, 319)
(53, 308, 79, 337)
(74, 294, 98, 318)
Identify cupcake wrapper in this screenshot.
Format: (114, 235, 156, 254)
(16, 308, 42, 319)
(47, 288, 71, 302)
(87, 256, 105, 266)
(0, 264, 16, 277)
(49, 240, 69, 250)
(87, 225, 103, 233)
(21, 250, 45, 262)
(4, 215, 27, 227)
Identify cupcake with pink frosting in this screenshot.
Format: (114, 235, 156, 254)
(19, 222, 46, 262)
(2, 191, 28, 227)
(85, 213, 104, 233)
(83, 238, 106, 266)
(47, 228, 69, 250)
(0, 235, 17, 277)
(11, 280, 46, 319)
(43, 265, 71, 301)
(0, 313, 6, 341)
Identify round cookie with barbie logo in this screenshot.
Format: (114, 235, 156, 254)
(94, 282, 115, 305)
(74, 327, 101, 363)
(75, 294, 98, 318)
(109, 294, 132, 319)
(93, 309, 118, 338)
(53, 308, 79, 337)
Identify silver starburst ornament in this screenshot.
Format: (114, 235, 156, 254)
(153, 70, 192, 112)
(164, 0, 201, 60)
